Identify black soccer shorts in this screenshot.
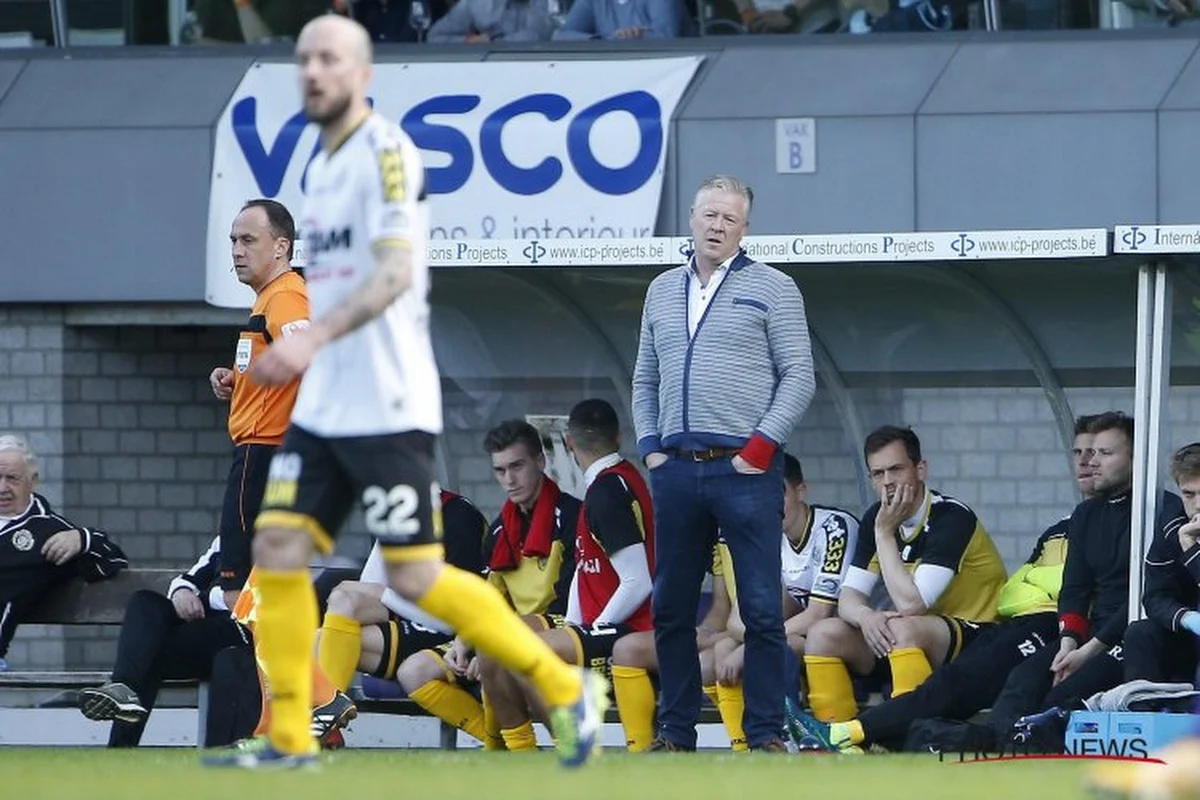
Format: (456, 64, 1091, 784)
(942, 616, 996, 664)
(256, 425, 442, 561)
(530, 613, 567, 632)
(562, 622, 638, 674)
(858, 615, 999, 690)
(370, 613, 454, 681)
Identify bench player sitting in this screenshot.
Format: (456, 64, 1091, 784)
(480, 400, 655, 750)
(803, 426, 1007, 723)
(401, 420, 579, 749)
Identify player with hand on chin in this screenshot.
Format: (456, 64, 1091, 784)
(803, 426, 1007, 726)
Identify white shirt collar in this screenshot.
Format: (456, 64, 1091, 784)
(899, 487, 933, 541)
(690, 253, 736, 281)
(0, 496, 34, 529)
(584, 452, 623, 489)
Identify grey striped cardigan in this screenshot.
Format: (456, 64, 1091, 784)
(632, 250, 816, 468)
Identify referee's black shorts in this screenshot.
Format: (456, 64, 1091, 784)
(218, 443, 276, 592)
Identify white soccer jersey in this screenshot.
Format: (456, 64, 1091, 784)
(781, 504, 859, 607)
(291, 113, 442, 438)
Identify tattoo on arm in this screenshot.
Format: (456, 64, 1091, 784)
(315, 244, 413, 342)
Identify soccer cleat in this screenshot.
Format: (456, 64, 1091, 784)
(202, 736, 319, 770)
(646, 737, 695, 753)
(310, 689, 357, 746)
(1011, 706, 1068, 746)
(319, 728, 345, 751)
(784, 695, 831, 749)
(79, 682, 147, 724)
(548, 668, 609, 769)
(783, 697, 863, 754)
(829, 723, 865, 755)
(750, 737, 790, 753)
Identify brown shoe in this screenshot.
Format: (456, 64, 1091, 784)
(647, 737, 695, 753)
(751, 737, 790, 753)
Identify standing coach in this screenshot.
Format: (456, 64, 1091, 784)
(632, 174, 815, 752)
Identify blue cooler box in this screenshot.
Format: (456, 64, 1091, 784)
(1065, 711, 1195, 758)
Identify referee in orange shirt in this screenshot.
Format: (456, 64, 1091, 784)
(210, 199, 309, 607)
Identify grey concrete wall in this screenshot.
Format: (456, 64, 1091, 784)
(7, 35, 1200, 301)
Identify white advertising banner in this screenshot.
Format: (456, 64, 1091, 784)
(205, 57, 704, 308)
(1114, 225, 1200, 254)
(287, 228, 1109, 269)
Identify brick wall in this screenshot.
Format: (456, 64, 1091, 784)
(0, 307, 1193, 670)
(0, 307, 68, 671)
(60, 325, 238, 569)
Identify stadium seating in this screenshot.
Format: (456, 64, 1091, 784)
(0, 570, 211, 738)
(0, 570, 482, 748)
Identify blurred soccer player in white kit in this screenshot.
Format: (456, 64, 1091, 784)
(203, 14, 606, 769)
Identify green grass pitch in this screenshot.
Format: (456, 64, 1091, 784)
(0, 748, 1096, 800)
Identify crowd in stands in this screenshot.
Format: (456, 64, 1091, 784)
(179, 0, 1023, 40)
(4, 0, 1151, 48)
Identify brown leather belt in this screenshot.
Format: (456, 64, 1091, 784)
(668, 447, 739, 462)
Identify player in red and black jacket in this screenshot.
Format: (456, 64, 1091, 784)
(0, 435, 127, 668)
(481, 399, 654, 752)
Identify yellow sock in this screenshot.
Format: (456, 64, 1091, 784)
(715, 683, 748, 752)
(804, 655, 858, 722)
(888, 647, 933, 697)
(702, 684, 719, 707)
(482, 693, 506, 751)
(830, 720, 865, 747)
(255, 568, 318, 755)
(317, 613, 362, 692)
(311, 662, 336, 708)
(252, 660, 271, 736)
(500, 720, 538, 751)
(613, 666, 656, 752)
(417, 565, 581, 708)
(409, 680, 488, 743)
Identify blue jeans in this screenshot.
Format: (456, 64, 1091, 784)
(650, 454, 786, 748)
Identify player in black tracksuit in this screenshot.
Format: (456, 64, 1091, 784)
(1085, 442, 1200, 798)
(1126, 511, 1197, 683)
(0, 493, 127, 663)
(986, 412, 1186, 745)
(987, 490, 1184, 740)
